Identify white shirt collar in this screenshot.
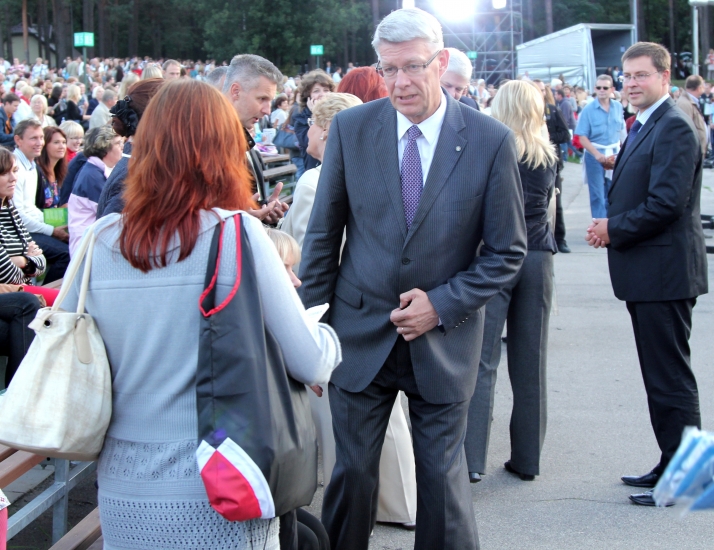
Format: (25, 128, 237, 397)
(13, 148, 35, 170)
(635, 93, 670, 128)
(396, 92, 447, 145)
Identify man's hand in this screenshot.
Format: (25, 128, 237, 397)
(389, 288, 440, 342)
(585, 218, 610, 248)
(602, 155, 617, 171)
(52, 225, 69, 242)
(247, 182, 290, 224)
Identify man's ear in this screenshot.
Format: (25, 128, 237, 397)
(230, 81, 242, 102)
(13, 134, 20, 147)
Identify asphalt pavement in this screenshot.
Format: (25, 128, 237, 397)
(307, 160, 714, 549)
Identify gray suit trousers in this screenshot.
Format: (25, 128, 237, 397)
(465, 250, 553, 476)
(322, 338, 479, 550)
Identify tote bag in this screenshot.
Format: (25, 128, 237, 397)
(0, 228, 112, 461)
(195, 214, 317, 522)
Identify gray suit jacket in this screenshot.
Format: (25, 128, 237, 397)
(298, 94, 527, 404)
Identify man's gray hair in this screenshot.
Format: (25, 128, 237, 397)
(223, 54, 284, 94)
(206, 66, 228, 90)
(162, 59, 180, 71)
(445, 48, 472, 80)
(102, 89, 116, 103)
(372, 8, 443, 54)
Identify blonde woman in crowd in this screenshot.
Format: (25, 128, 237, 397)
(30, 94, 57, 128)
(465, 80, 558, 483)
(141, 64, 164, 80)
(282, 92, 417, 530)
(59, 121, 84, 164)
(118, 72, 140, 99)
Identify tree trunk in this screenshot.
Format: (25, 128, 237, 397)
(83, 0, 95, 57)
(22, 0, 30, 65)
(5, 12, 12, 61)
(111, 0, 119, 57)
(371, 0, 379, 29)
(544, 0, 553, 35)
(97, 0, 106, 57)
(637, 0, 646, 42)
(128, 0, 139, 57)
(667, 0, 676, 52)
(702, 6, 710, 69)
(0, 11, 5, 61)
(151, 3, 161, 58)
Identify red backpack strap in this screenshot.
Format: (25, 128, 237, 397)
(199, 214, 243, 317)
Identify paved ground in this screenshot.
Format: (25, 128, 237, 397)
(8, 162, 714, 549)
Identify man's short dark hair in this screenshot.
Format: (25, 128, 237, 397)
(223, 54, 284, 95)
(685, 74, 704, 91)
(622, 42, 671, 75)
(555, 89, 565, 99)
(2, 93, 20, 105)
(14, 119, 42, 138)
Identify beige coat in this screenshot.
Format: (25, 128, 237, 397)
(676, 93, 708, 157)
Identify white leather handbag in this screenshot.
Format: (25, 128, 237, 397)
(0, 228, 112, 460)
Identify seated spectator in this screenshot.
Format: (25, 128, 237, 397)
(294, 70, 335, 172)
(60, 120, 84, 163)
(270, 94, 289, 129)
(53, 84, 83, 125)
(67, 125, 123, 254)
(0, 93, 20, 150)
(37, 127, 67, 209)
(12, 119, 69, 283)
(86, 86, 103, 116)
(0, 149, 47, 387)
(89, 89, 117, 129)
(30, 94, 57, 128)
(97, 78, 165, 218)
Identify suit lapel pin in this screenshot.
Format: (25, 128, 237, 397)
(456, 146, 462, 152)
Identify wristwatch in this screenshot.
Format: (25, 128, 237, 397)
(21, 256, 35, 275)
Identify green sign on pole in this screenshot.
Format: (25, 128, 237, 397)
(310, 45, 324, 56)
(466, 51, 478, 60)
(73, 32, 95, 48)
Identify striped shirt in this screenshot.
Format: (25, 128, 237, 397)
(0, 200, 46, 284)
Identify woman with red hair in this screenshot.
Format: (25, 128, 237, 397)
(337, 66, 388, 102)
(61, 79, 341, 550)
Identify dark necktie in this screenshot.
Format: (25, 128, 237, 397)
(623, 120, 642, 153)
(401, 125, 423, 229)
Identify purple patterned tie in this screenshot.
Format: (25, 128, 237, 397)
(401, 125, 423, 229)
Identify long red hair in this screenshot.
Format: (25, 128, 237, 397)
(337, 67, 388, 102)
(120, 79, 255, 272)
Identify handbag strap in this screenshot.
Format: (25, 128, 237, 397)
(51, 228, 96, 314)
(199, 215, 242, 318)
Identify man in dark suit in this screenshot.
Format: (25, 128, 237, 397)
(440, 47, 480, 111)
(298, 8, 526, 550)
(587, 42, 708, 507)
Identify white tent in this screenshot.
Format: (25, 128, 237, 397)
(517, 24, 636, 91)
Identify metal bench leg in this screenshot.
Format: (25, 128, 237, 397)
(52, 459, 69, 544)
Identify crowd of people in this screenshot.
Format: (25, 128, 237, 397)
(0, 6, 709, 550)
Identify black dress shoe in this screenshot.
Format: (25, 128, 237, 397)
(557, 241, 571, 253)
(621, 470, 659, 488)
(629, 490, 674, 507)
(504, 460, 535, 481)
(469, 472, 482, 483)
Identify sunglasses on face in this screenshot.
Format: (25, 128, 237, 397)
(596, 86, 610, 90)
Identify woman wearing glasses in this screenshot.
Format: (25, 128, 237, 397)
(465, 80, 558, 483)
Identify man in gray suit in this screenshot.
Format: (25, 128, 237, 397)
(298, 8, 527, 549)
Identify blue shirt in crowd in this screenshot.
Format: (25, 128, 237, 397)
(575, 99, 625, 146)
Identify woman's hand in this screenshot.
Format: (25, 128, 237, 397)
(309, 385, 323, 397)
(10, 256, 27, 269)
(26, 242, 43, 257)
(306, 94, 329, 112)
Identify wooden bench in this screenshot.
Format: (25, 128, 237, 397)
(261, 153, 291, 165)
(263, 164, 297, 182)
(48, 507, 102, 550)
(1, 444, 97, 545)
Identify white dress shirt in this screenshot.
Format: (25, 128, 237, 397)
(635, 93, 671, 131)
(13, 149, 54, 236)
(396, 92, 448, 186)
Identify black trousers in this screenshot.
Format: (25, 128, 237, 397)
(0, 292, 40, 388)
(626, 299, 701, 474)
(554, 162, 566, 244)
(322, 338, 479, 550)
(30, 232, 70, 284)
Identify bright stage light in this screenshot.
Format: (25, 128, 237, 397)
(402, 0, 415, 7)
(492, 0, 507, 9)
(432, 0, 478, 21)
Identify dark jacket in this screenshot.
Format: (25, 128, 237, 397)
(59, 153, 87, 206)
(607, 97, 708, 302)
(459, 95, 480, 111)
(293, 107, 320, 171)
(97, 142, 132, 218)
(0, 107, 15, 149)
(519, 160, 557, 253)
(544, 103, 570, 145)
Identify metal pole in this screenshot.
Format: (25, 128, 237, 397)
(83, 46, 88, 86)
(694, 6, 700, 75)
(51, 459, 70, 544)
(632, 0, 639, 42)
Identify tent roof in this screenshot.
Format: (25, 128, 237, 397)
(517, 23, 635, 51)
